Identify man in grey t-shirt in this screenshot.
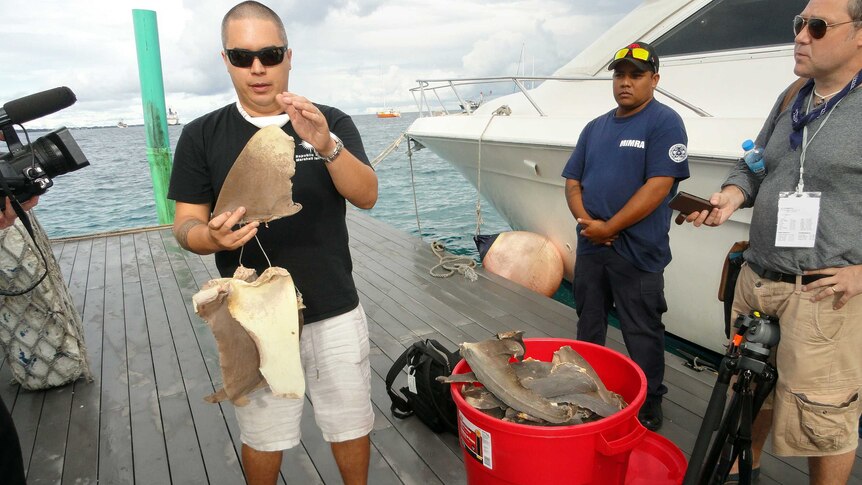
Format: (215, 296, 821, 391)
(686, 1, 862, 483)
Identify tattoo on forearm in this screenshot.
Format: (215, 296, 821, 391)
(175, 219, 204, 250)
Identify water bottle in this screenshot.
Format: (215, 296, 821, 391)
(741, 139, 765, 176)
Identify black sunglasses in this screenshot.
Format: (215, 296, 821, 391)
(793, 15, 857, 39)
(225, 46, 287, 68)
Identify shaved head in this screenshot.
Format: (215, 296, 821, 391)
(221, 1, 287, 48)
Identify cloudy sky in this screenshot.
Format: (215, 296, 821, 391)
(0, 0, 641, 128)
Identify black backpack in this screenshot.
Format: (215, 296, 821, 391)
(386, 339, 461, 434)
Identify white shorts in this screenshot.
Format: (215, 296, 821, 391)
(234, 304, 374, 451)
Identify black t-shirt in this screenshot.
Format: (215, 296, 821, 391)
(168, 103, 371, 323)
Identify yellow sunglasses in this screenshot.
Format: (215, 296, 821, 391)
(614, 47, 650, 61)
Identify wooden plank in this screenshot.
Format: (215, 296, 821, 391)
(121, 234, 171, 484)
(61, 236, 103, 484)
(54, 238, 78, 285)
(348, 211, 580, 322)
(348, 229, 509, 320)
(352, 261, 474, 346)
(96, 235, 134, 484)
(132, 232, 207, 482)
(148, 230, 245, 484)
(10, 389, 44, 475)
(27, 386, 74, 484)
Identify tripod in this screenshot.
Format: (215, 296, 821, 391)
(683, 312, 779, 485)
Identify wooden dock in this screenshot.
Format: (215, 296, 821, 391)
(2, 210, 861, 484)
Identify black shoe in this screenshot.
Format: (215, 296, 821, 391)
(638, 396, 663, 431)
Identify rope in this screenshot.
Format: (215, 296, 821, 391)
(474, 105, 511, 237)
(371, 133, 406, 168)
(429, 241, 477, 281)
(400, 106, 512, 281)
(407, 138, 423, 237)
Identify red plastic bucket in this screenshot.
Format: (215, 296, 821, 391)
(452, 338, 648, 485)
(625, 431, 686, 484)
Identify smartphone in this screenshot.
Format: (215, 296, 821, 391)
(669, 191, 713, 215)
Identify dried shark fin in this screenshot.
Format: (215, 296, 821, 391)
(462, 384, 506, 410)
(193, 280, 267, 406)
(193, 266, 305, 405)
(548, 391, 623, 418)
(227, 267, 304, 399)
(510, 359, 553, 381)
(496, 330, 526, 361)
(553, 345, 626, 409)
(213, 125, 302, 223)
(518, 361, 598, 398)
(459, 333, 572, 424)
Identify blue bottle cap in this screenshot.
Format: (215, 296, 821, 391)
(742, 139, 755, 150)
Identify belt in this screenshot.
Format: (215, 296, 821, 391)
(747, 262, 826, 285)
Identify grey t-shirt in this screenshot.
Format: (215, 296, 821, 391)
(723, 86, 862, 274)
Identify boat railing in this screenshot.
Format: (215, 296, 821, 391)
(410, 75, 712, 118)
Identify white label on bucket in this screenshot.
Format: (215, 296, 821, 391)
(458, 410, 493, 469)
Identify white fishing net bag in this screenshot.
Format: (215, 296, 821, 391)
(0, 212, 92, 390)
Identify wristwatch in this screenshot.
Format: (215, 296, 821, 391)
(317, 132, 343, 164)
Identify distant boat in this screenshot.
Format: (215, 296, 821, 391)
(167, 108, 180, 126)
(117, 120, 128, 128)
(376, 108, 401, 118)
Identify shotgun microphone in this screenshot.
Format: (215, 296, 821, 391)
(0, 87, 77, 127)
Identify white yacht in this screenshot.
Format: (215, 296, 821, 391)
(406, 0, 807, 354)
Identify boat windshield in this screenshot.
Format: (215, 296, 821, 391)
(653, 0, 807, 56)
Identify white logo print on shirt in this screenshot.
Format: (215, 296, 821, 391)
(619, 139, 645, 149)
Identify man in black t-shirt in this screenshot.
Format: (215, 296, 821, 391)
(167, 2, 378, 484)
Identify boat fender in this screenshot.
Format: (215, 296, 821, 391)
(481, 231, 564, 297)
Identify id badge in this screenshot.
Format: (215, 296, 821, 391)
(775, 191, 820, 248)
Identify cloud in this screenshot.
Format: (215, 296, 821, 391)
(0, 0, 638, 128)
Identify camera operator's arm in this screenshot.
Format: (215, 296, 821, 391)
(802, 265, 862, 310)
(173, 202, 259, 254)
(0, 196, 39, 230)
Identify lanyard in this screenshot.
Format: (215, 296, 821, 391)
(797, 92, 843, 194)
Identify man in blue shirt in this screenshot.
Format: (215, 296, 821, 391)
(561, 42, 689, 431)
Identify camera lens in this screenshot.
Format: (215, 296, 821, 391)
(31, 128, 89, 177)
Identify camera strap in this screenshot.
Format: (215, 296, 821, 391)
(0, 177, 49, 296)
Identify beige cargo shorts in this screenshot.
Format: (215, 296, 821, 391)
(731, 264, 862, 457)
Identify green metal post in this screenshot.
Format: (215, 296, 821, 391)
(132, 9, 175, 225)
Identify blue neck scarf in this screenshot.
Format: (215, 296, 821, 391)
(790, 69, 861, 150)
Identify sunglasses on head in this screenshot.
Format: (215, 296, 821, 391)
(793, 15, 857, 39)
(225, 46, 287, 68)
(614, 47, 651, 62)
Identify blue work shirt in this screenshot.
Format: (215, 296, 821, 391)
(561, 100, 689, 273)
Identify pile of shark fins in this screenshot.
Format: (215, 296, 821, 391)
(439, 331, 627, 426)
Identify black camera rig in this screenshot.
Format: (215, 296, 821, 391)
(0, 86, 90, 209)
(683, 311, 780, 485)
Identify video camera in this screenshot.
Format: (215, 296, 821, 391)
(0, 87, 90, 207)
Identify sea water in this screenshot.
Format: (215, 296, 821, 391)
(27, 112, 512, 258)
